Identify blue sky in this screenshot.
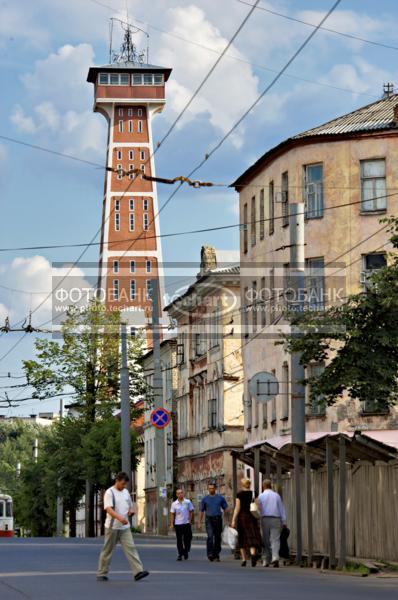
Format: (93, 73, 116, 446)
(0, 0, 397, 414)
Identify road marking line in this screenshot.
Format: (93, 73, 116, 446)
(0, 570, 207, 578)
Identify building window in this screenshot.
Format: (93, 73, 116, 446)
(154, 74, 164, 85)
(129, 198, 134, 211)
(138, 108, 143, 117)
(304, 164, 323, 218)
(130, 327, 137, 338)
(116, 164, 123, 180)
(361, 253, 387, 290)
(360, 159, 386, 212)
(243, 203, 248, 254)
(146, 259, 151, 273)
(243, 286, 249, 337)
(133, 74, 143, 85)
(129, 213, 135, 231)
(129, 150, 134, 160)
(120, 74, 129, 85)
(114, 212, 120, 231)
(115, 199, 120, 211)
(251, 196, 256, 246)
(143, 73, 153, 85)
(140, 164, 145, 174)
(128, 120, 133, 133)
(146, 279, 152, 300)
(117, 149, 122, 160)
(307, 363, 326, 416)
(118, 108, 123, 116)
(128, 108, 133, 117)
(269, 181, 274, 235)
(138, 120, 143, 133)
(208, 396, 218, 429)
(113, 279, 119, 301)
(113, 260, 119, 274)
(281, 362, 289, 420)
(306, 258, 325, 310)
(260, 276, 266, 328)
(99, 73, 109, 85)
(140, 150, 145, 161)
(143, 213, 149, 230)
(130, 279, 136, 301)
(252, 280, 257, 333)
(282, 171, 289, 226)
(143, 198, 149, 211)
(270, 268, 275, 316)
(118, 120, 123, 133)
(130, 260, 135, 273)
(128, 164, 135, 180)
(259, 189, 265, 240)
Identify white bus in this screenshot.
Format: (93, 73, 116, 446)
(0, 494, 13, 537)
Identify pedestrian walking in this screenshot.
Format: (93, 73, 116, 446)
(257, 479, 287, 568)
(231, 478, 262, 567)
(97, 472, 149, 582)
(170, 488, 194, 561)
(197, 482, 228, 562)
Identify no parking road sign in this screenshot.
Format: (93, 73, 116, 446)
(150, 407, 171, 429)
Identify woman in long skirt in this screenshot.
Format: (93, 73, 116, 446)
(231, 478, 262, 567)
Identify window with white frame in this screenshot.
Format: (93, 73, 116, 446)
(115, 199, 120, 211)
(360, 159, 386, 212)
(129, 212, 135, 231)
(306, 257, 325, 310)
(130, 260, 135, 273)
(140, 150, 145, 161)
(129, 198, 134, 211)
(118, 120, 123, 133)
(130, 279, 136, 300)
(146, 259, 151, 273)
(113, 260, 119, 274)
(307, 363, 326, 416)
(208, 393, 218, 430)
(118, 108, 123, 116)
(138, 120, 143, 133)
(143, 73, 153, 85)
(154, 74, 164, 85)
(117, 149, 122, 160)
(281, 362, 289, 420)
(129, 150, 134, 160)
(361, 253, 387, 290)
(146, 279, 152, 300)
(116, 164, 123, 180)
(138, 108, 143, 117)
(99, 73, 109, 85)
(114, 212, 120, 231)
(304, 163, 323, 218)
(120, 73, 129, 85)
(128, 164, 134, 180)
(128, 108, 133, 117)
(143, 198, 149, 211)
(133, 74, 143, 85)
(113, 279, 119, 301)
(143, 213, 149, 230)
(128, 120, 133, 133)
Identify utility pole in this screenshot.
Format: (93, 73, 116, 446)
(56, 398, 64, 537)
(289, 202, 306, 565)
(120, 321, 132, 493)
(151, 278, 168, 535)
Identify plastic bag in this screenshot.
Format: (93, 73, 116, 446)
(222, 526, 238, 550)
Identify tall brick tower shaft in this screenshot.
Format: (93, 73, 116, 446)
(87, 33, 171, 344)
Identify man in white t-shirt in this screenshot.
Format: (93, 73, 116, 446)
(97, 472, 149, 582)
(170, 488, 194, 561)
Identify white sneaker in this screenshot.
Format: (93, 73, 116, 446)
(262, 559, 269, 567)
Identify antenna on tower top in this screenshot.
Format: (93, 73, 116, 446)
(109, 17, 149, 65)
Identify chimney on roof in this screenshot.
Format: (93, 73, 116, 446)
(199, 245, 217, 276)
(383, 82, 394, 98)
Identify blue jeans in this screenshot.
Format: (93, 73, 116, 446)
(205, 516, 223, 558)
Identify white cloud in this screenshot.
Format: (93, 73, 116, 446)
(10, 105, 37, 134)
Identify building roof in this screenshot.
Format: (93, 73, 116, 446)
(87, 61, 172, 83)
(233, 93, 398, 189)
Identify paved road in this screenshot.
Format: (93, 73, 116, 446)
(0, 537, 396, 600)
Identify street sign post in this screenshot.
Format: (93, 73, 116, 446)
(249, 371, 279, 403)
(150, 407, 171, 430)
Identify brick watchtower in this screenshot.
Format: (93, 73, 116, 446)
(87, 29, 171, 343)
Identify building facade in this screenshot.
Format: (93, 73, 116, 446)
(87, 36, 171, 342)
(165, 247, 244, 511)
(142, 338, 177, 532)
(234, 91, 398, 447)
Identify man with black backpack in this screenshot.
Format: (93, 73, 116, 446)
(97, 472, 149, 583)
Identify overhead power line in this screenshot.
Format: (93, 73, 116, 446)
(236, 0, 398, 53)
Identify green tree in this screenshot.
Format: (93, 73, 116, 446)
(284, 217, 398, 410)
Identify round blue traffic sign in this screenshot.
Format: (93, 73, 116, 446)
(150, 407, 171, 429)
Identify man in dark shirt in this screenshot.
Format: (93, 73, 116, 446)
(198, 482, 228, 562)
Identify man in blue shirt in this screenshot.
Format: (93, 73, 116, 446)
(198, 482, 228, 562)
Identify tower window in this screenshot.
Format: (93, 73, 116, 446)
(117, 149, 122, 160)
(140, 150, 145, 161)
(113, 260, 119, 274)
(128, 108, 133, 117)
(140, 165, 145, 174)
(146, 259, 151, 273)
(120, 74, 129, 85)
(146, 279, 152, 300)
(129, 198, 134, 211)
(116, 164, 123, 180)
(113, 279, 119, 301)
(129, 213, 135, 231)
(143, 213, 149, 230)
(118, 120, 123, 133)
(128, 165, 135, 180)
(118, 108, 123, 117)
(99, 73, 109, 85)
(143, 74, 153, 85)
(133, 74, 143, 85)
(115, 199, 120, 211)
(114, 212, 120, 231)
(130, 260, 135, 273)
(154, 74, 164, 85)
(110, 73, 119, 85)
(128, 120, 133, 133)
(138, 121, 143, 133)
(143, 198, 149, 211)
(138, 108, 143, 117)
(130, 280, 136, 300)
(129, 150, 134, 160)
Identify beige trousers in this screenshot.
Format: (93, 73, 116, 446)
(97, 527, 144, 577)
